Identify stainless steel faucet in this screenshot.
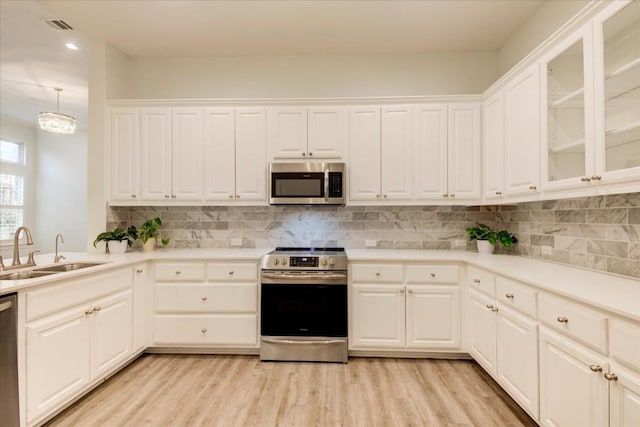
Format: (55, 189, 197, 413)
(10, 226, 37, 268)
(54, 234, 66, 263)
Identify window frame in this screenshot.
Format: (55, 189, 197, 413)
(0, 137, 29, 245)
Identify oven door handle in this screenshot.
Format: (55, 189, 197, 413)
(261, 272, 347, 281)
(262, 338, 345, 345)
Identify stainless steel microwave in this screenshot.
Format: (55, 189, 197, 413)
(269, 162, 345, 205)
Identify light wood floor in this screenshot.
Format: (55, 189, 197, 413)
(46, 355, 537, 427)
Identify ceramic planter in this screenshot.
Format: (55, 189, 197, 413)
(476, 240, 495, 254)
(107, 240, 128, 254)
(142, 238, 156, 253)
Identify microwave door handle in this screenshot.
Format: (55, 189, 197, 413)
(324, 168, 329, 202)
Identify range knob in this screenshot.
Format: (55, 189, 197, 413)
(274, 258, 280, 266)
(321, 257, 328, 266)
(329, 258, 336, 266)
(281, 257, 288, 266)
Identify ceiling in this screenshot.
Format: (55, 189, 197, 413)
(0, 0, 544, 126)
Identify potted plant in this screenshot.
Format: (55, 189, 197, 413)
(93, 226, 138, 254)
(465, 223, 518, 254)
(139, 217, 170, 252)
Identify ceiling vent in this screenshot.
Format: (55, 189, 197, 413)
(45, 19, 73, 30)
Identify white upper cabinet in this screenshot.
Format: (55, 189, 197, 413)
(203, 108, 236, 201)
(171, 108, 203, 200)
(447, 103, 482, 200)
(348, 106, 382, 201)
(110, 108, 140, 202)
(415, 104, 481, 202)
(504, 64, 541, 197)
(593, 0, 640, 183)
(483, 92, 505, 200)
(381, 105, 414, 201)
(140, 108, 172, 201)
(267, 106, 346, 160)
(235, 107, 267, 201)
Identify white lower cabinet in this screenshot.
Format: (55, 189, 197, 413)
(349, 262, 461, 351)
(152, 261, 259, 348)
(23, 268, 134, 426)
(539, 327, 609, 427)
(609, 364, 640, 427)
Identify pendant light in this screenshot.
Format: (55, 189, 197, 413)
(38, 87, 76, 134)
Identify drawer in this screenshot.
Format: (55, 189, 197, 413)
(153, 314, 258, 346)
(496, 276, 537, 318)
(467, 267, 495, 297)
(610, 318, 640, 372)
(207, 262, 257, 282)
(154, 263, 205, 282)
(538, 293, 608, 354)
(154, 283, 257, 313)
(350, 263, 403, 283)
(405, 264, 459, 284)
(25, 268, 132, 322)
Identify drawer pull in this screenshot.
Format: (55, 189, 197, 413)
(491, 306, 499, 312)
(473, 279, 480, 284)
(486, 304, 493, 309)
(589, 365, 603, 372)
(201, 328, 207, 333)
(430, 273, 436, 278)
(229, 271, 234, 275)
(201, 296, 208, 301)
(85, 309, 93, 315)
(93, 306, 101, 312)
(136, 269, 143, 274)
(557, 316, 568, 323)
(375, 272, 380, 277)
(604, 373, 618, 381)
(175, 271, 181, 275)
(505, 293, 514, 299)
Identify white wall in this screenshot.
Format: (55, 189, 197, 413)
(498, 0, 590, 75)
(34, 128, 87, 253)
(105, 42, 132, 99)
(121, 51, 499, 99)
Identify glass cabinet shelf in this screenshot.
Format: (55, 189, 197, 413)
(550, 87, 586, 108)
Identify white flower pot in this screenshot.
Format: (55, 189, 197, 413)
(142, 238, 156, 253)
(476, 240, 495, 254)
(107, 240, 128, 254)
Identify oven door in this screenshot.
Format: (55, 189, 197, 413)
(260, 282, 347, 338)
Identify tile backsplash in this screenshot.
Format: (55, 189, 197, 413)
(107, 192, 640, 279)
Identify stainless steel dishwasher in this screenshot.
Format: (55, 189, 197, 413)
(0, 293, 19, 427)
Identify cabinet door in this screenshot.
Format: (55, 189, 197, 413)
(171, 108, 202, 200)
(267, 107, 308, 159)
(610, 364, 640, 427)
(25, 308, 91, 424)
(381, 105, 413, 201)
(448, 103, 481, 200)
(504, 64, 541, 197)
(496, 306, 539, 420)
(350, 283, 405, 349)
(593, 0, 640, 183)
(348, 106, 381, 201)
(539, 327, 609, 427)
(203, 108, 236, 201)
(235, 107, 267, 201)
(468, 290, 497, 376)
(140, 108, 172, 201)
(110, 108, 140, 202)
(482, 93, 505, 200)
(132, 264, 149, 353)
(307, 106, 347, 159)
(414, 104, 448, 200)
(542, 27, 593, 191)
(406, 284, 460, 350)
(91, 290, 132, 380)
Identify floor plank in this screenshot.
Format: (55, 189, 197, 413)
(46, 355, 537, 427)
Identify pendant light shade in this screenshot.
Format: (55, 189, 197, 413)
(38, 88, 76, 134)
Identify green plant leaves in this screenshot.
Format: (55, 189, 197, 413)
(465, 223, 517, 248)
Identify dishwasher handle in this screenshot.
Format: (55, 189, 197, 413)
(0, 300, 12, 313)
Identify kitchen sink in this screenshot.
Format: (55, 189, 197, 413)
(0, 270, 58, 280)
(34, 262, 106, 273)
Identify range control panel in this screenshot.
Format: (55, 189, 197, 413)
(289, 256, 319, 267)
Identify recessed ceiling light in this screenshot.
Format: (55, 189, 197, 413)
(65, 43, 79, 50)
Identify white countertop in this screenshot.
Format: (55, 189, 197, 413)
(2, 248, 639, 322)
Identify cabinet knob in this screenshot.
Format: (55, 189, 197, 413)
(443, 194, 449, 198)
(491, 306, 499, 312)
(581, 177, 592, 182)
(376, 195, 380, 198)
(496, 191, 502, 195)
(202, 296, 208, 301)
(93, 306, 101, 311)
(591, 175, 602, 181)
(171, 195, 176, 199)
(604, 373, 618, 381)
(229, 271, 234, 275)
(383, 194, 387, 198)
(430, 273, 436, 278)
(201, 328, 207, 333)
(175, 271, 181, 275)
(85, 309, 94, 315)
(236, 195, 240, 199)
(450, 194, 455, 198)
(505, 293, 514, 299)
(400, 288, 405, 294)
(136, 269, 143, 274)
(131, 194, 137, 198)
(486, 304, 493, 309)
(529, 185, 537, 190)
(164, 195, 170, 198)
(229, 195, 234, 198)
(309, 152, 313, 156)
(556, 316, 568, 323)
(407, 289, 413, 294)
(302, 153, 306, 157)
(589, 365, 603, 372)
(473, 278, 480, 284)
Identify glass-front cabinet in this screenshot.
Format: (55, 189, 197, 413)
(542, 0, 640, 191)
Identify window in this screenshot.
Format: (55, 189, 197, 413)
(0, 139, 26, 241)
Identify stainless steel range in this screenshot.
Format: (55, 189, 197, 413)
(260, 247, 348, 363)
